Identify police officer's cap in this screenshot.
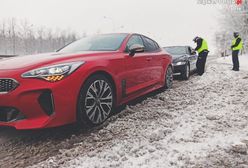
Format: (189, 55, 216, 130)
(234, 32, 239, 36)
(193, 37, 199, 42)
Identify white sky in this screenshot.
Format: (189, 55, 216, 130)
(0, 0, 220, 50)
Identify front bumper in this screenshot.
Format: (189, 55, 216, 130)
(172, 64, 186, 75)
(0, 70, 86, 130)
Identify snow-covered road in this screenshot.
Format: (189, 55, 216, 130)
(30, 55, 248, 168)
(0, 55, 248, 168)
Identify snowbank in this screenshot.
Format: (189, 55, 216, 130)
(217, 54, 248, 71)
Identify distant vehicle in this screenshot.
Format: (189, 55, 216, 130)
(163, 46, 197, 80)
(0, 33, 173, 130)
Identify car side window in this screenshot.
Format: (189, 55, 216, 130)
(126, 35, 144, 51)
(154, 42, 160, 49)
(142, 36, 159, 52)
(187, 47, 191, 55)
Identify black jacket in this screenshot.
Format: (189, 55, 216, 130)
(195, 38, 203, 51)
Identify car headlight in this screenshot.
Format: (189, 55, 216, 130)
(174, 61, 186, 66)
(22, 61, 85, 82)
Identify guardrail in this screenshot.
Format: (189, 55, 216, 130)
(0, 55, 17, 59)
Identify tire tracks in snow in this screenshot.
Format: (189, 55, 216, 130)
(34, 58, 248, 168)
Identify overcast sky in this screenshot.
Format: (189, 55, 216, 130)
(0, 0, 220, 50)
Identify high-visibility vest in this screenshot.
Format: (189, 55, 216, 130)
(232, 36, 243, 51)
(197, 39, 208, 53)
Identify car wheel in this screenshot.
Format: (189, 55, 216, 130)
(165, 66, 173, 89)
(182, 63, 190, 80)
(77, 75, 114, 127)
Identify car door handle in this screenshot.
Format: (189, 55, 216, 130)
(146, 57, 152, 61)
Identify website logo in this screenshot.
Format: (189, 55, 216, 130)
(236, 0, 243, 5)
(197, 0, 247, 12)
(197, 0, 244, 5)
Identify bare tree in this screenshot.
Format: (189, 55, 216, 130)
(0, 18, 79, 55)
(19, 19, 33, 54)
(10, 18, 17, 55)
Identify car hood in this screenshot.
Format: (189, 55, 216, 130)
(0, 51, 116, 70)
(171, 54, 187, 62)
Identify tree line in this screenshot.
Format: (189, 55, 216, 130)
(0, 18, 79, 55)
(215, 1, 248, 55)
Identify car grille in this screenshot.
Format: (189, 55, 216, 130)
(0, 79, 19, 94)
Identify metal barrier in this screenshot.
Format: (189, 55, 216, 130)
(0, 55, 17, 59)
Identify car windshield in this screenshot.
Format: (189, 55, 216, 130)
(164, 46, 187, 55)
(59, 34, 128, 52)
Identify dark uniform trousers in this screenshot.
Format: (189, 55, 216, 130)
(196, 50, 208, 76)
(232, 50, 240, 70)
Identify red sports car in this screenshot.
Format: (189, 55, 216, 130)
(0, 33, 173, 130)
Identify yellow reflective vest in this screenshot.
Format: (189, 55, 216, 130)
(232, 36, 243, 51)
(197, 39, 208, 53)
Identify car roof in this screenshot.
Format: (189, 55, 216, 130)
(163, 46, 190, 48)
(92, 33, 129, 36)
(98, 33, 154, 38)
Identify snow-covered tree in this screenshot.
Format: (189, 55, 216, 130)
(216, 0, 248, 55)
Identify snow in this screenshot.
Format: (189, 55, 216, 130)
(217, 54, 248, 71)
(31, 55, 248, 168)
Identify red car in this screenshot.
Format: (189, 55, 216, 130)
(0, 33, 173, 130)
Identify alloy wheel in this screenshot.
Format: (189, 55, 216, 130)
(84, 80, 113, 124)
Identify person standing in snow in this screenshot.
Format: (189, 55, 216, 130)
(231, 32, 243, 71)
(193, 37, 209, 76)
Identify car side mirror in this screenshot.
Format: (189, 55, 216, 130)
(191, 50, 197, 55)
(129, 44, 145, 56)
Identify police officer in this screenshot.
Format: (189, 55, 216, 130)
(193, 37, 209, 76)
(231, 32, 243, 71)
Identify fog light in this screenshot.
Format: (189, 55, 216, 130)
(0, 107, 25, 122)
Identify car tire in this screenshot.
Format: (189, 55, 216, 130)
(181, 63, 190, 80)
(77, 74, 115, 128)
(165, 66, 173, 89)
